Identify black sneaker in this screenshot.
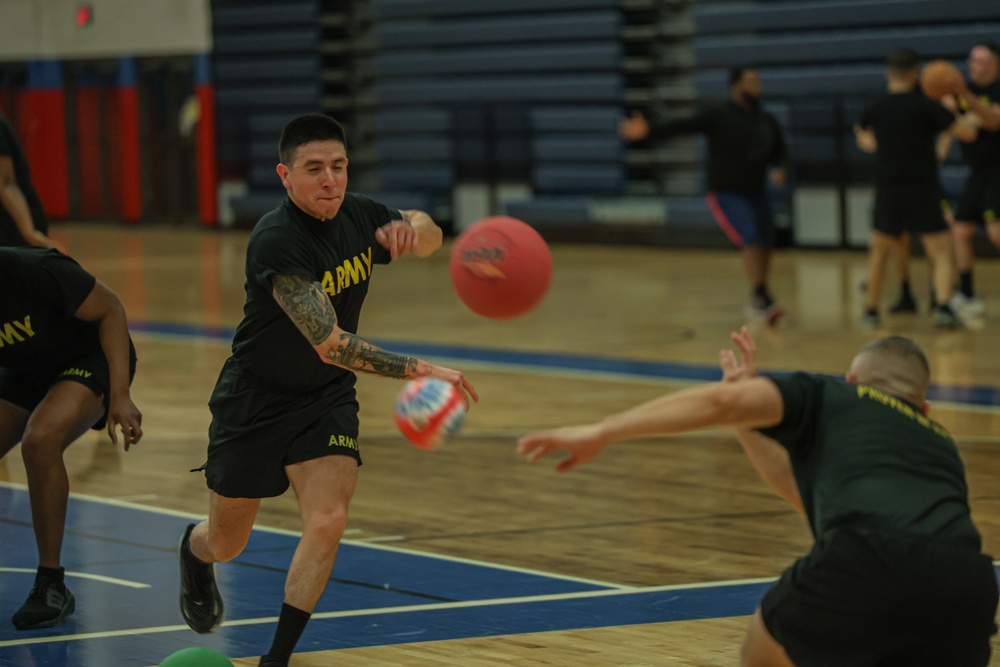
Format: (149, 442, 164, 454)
(889, 292, 917, 314)
(933, 305, 963, 330)
(259, 659, 286, 667)
(179, 523, 224, 633)
(12, 577, 75, 629)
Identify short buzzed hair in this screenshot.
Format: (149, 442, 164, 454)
(278, 114, 347, 165)
(851, 336, 931, 403)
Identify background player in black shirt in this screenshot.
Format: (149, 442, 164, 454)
(620, 67, 790, 325)
(0, 248, 142, 629)
(0, 111, 60, 250)
(517, 331, 998, 666)
(854, 48, 974, 329)
(946, 42, 1000, 318)
(178, 114, 478, 667)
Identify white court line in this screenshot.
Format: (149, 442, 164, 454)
(0, 482, 630, 591)
(0, 576, 779, 648)
(0, 567, 149, 589)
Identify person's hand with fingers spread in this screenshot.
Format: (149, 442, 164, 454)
(719, 325, 759, 383)
(516, 423, 607, 473)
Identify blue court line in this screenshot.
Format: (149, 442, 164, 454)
(128, 320, 1000, 408)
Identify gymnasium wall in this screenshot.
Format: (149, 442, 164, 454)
(0, 0, 211, 61)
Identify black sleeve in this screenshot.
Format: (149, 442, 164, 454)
(247, 226, 318, 290)
(654, 106, 714, 138)
(37, 251, 98, 317)
(926, 98, 956, 133)
(768, 114, 789, 166)
(352, 194, 401, 266)
(857, 103, 875, 130)
(756, 373, 826, 454)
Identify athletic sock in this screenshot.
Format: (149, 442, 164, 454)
(262, 603, 311, 664)
(36, 566, 65, 588)
(959, 271, 974, 298)
(899, 280, 912, 297)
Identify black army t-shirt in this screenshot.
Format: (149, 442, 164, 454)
(857, 91, 955, 187)
(0, 248, 101, 378)
(957, 79, 1000, 169)
(656, 101, 787, 197)
(758, 373, 981, 548)
(232, 193, 397, 394)
(0, 112, 48, 245)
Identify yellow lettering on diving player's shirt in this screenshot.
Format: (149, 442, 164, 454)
(0, 316, 35, 347)
(321, 248, 373, 296)
(328, 434, 359, 450)
(856, 385, 950, 438)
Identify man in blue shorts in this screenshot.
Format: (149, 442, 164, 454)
(620, 66, 790, 324)
(178, 114, 479, 667)
(0, 248, 142, 629)
(519, 330, 998, 666)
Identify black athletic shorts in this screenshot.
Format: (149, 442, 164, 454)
(873, 183, 950, 237)
(0, 344, 137, 431)
(956, 166, 1000, 225)
(204, 356, 362, 499)
(761, 519, 999, 667)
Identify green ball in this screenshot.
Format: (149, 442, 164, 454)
(159, 647, 234, 667)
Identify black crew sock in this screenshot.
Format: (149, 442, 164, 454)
(36, 566, 65, 587)
(262, 603, 311, 665)
(899, 280, 912, 297)
(753, 283, 774, 308)
(959, 271, 974, 298)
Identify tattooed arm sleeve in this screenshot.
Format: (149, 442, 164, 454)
(272, 274, 422, 379)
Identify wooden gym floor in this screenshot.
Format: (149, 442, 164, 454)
(0, 222, 997, 666)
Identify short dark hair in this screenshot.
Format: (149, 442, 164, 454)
(887, 48, 920, 73)
(278, 114, 347, 165)
(974, 41, 1000, 61)
(728, 66, 756, 86)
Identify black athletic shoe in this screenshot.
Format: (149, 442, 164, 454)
(259, 660, 286, 667)
(933, 305, 963, 330)
(12, 577, 75, 630)
(179, 523, 224, 633)
(889, 292, 917, 314)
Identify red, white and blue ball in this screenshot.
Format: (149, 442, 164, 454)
(395, 378, 466, 449)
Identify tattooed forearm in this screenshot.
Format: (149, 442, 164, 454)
(272, 274, 336, 345)
(324, 332, 418, 378)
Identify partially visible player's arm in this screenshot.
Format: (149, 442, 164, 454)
(718, 330, 804, 515)
(950, 114, 981, 143)
(853, 125, 877, 153)
(401, 210, 442, 257)
(517, 379, 784, 472)
(74, 280, 143, 448)
(374, 210, 442, 260)
(0, 155, 57, 249)
(733, 430, 805, 515)
(936, 132, 955, 161)
(954, 82, 1000, 131)
(272, 274, 478, 401)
